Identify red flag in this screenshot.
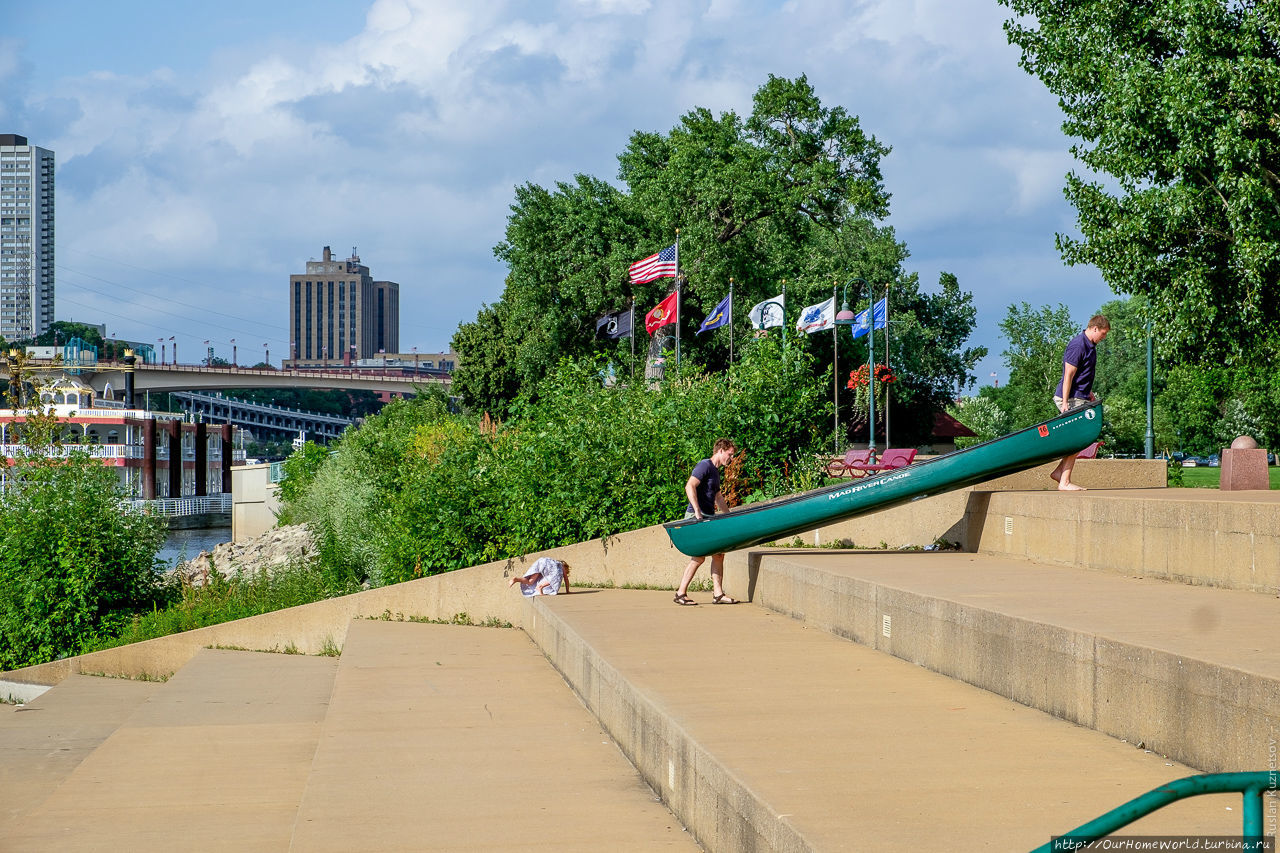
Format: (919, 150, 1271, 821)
(645, 291, 678, 334)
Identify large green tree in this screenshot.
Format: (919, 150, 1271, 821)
(997, 302, 1079, 427)
(454, 74, 984, 435)
(1001, 0, 1280, 365)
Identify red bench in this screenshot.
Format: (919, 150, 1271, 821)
(1076, 440, 1104, 459)
(849, 447, 918, 476)
(827, 448, 874, 479)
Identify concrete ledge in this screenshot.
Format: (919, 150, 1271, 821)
(525, 598, 806, 852)
(972, 489, 1280, 593)
(731, 550, 1280, 774)
(788, 459, 1165, 551)
(0, 523, 686, 688)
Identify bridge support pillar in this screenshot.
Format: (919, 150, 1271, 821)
(164, 420, 182, 499)
(219, 424, 233, 493)
(141, 418, 156, 500)
(194, 420, 208, 497)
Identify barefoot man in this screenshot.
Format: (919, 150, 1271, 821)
(1050, 314, 1109, 491)
(673, 438, 737, 605)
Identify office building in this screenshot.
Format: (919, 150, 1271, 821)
(287, 246, 399, 367)
(0, 134, 55, 341)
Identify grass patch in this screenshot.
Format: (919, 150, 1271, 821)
(85, 559, 364, 654)
(360, 610, 514, 628)
(81, 670, 171, 683)
(778, 536, 960, 551)
(571, 578, 716, 592)
(1172, 466, 1280, 489)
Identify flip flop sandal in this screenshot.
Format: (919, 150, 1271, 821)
(713, 594, 738, 605)
(673, 594, 697, 606)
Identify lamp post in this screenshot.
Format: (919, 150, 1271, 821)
(1145, 318, 1154, 459)
(264, 343, 269, 368)
(231, 338, 237, 368)
(412, 346, 419, 372)
(834, 278, 871, 455)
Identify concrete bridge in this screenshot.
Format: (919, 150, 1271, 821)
(170, 391, 354, 440)
(5, 358, 448, 402)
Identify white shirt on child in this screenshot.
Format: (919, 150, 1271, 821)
(521, 557, 564, 596)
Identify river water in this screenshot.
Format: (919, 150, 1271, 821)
(157, 526, 232, 569)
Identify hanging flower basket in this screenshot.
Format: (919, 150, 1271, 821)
(847, 364, 897, 416)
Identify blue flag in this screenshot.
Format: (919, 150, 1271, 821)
(851, 297, 887, 339)
(696, 293, 732, 334)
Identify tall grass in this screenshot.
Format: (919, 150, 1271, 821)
(87, 559, 362, 652)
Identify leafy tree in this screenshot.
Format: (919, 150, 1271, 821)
(32, 321, 105, 350)
(0, 376, 167, 669)
(998, 302, 1079, 427)
(285, 341, 830, 585)
(455, 74, 986, 441)
(858, 272, 987, 445)
(1001, 0, 1280, 366)
(454, 75, 899, 415)
(948, 391, 1012, 447)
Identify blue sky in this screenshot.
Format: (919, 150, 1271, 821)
(3, 0, 1114, 382)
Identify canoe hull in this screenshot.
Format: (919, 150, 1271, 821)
(665, 402, 1104, 557)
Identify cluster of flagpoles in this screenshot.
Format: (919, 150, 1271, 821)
(599, 234, 893, 450)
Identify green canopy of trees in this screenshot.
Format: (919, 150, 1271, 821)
(1000, 0, 1280, 366)
(452, 75, 985, 443)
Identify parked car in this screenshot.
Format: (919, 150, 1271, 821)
(1208, 453, 1220, 467)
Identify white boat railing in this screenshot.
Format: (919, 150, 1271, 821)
(1, 443, 146, 459)
(125, 494, 232, 516)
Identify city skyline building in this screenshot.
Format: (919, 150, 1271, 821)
(0, 134, 55, 342)
(286, 245, 399, 368)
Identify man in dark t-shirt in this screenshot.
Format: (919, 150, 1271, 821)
(673, 438, 737, 605)
(1049, 314, 1109, 490)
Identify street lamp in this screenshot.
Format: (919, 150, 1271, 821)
(834, 278, 875, 456)
(231, 338, 237, 368)
(1152, 315, 1162, 458)
(264, 342, 269, 368)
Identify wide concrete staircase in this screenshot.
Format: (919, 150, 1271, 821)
(2, 478, 1277, 850)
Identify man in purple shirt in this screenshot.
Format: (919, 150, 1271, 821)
(1049, 314, 1110, 490)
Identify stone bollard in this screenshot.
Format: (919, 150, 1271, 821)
(1220, 436, 1270, 491)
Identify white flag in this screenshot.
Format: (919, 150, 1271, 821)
(796, 297, 835, 334)
(747, 293, 785, 329)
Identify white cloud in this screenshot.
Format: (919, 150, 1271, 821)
(12, 0, 1109, 373)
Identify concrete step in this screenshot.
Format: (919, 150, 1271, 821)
(738, 549, 1280, 774)
(0, 674, 163, 834)
(527, 589, 1246, 852)
(290, 618, 696, 852)
(6, 648, 338, 851)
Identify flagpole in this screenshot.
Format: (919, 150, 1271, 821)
(674, 229, 680, 370)
(867, 282, 876, 459)
(781, 280, 787, 356)
(884, 285, 891, 448)
(630, 298, 636, 377)
(728, 277, 734, 366)
(833, 280, 839, 454)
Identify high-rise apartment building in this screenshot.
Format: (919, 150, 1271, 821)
(0, 134, 55, 341)
(287, 246, 399, 367)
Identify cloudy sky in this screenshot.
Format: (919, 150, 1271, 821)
(4, 0, 1113, 383)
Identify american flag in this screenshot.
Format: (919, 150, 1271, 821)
(629, 244, 677, 285)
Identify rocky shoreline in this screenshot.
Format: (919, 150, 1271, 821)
(171, 524, 316, 586)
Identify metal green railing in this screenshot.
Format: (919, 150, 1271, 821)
(1034, 772, 1276, 852)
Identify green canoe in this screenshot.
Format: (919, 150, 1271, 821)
(665, 402, 1104, 557)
